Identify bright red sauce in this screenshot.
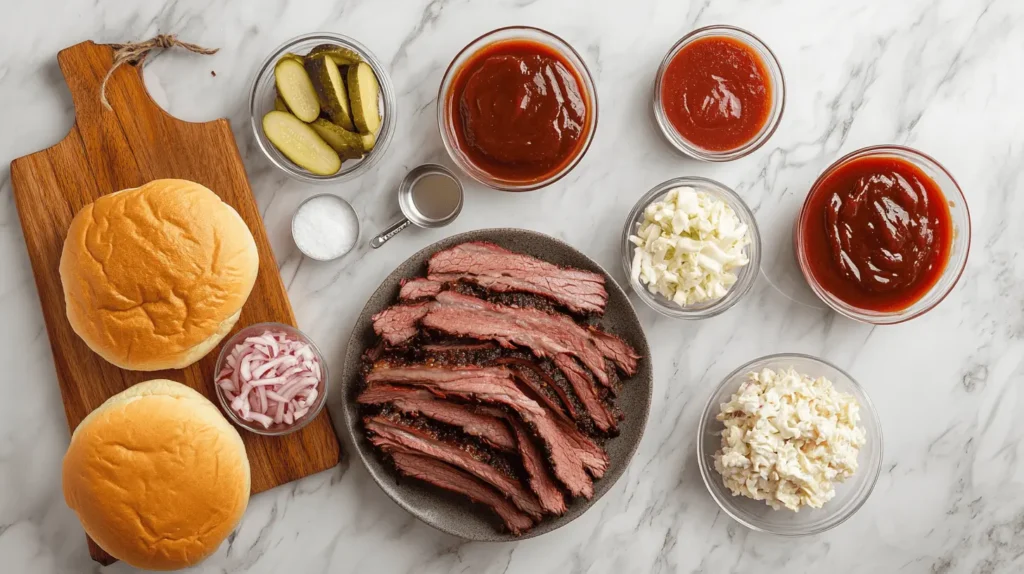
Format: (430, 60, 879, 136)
(800, 155, 953, 312)
(447, 40, 591, 183)
(660, 36, 772, 152)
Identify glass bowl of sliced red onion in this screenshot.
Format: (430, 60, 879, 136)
(213, 322, 328, 436)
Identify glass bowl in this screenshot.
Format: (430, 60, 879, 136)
(653, 25, 785, 161)
(697, 353, 883, 536)
(213, 322, 328, 436)
(249, 33, 397, 183)
(437, 26, 598, 192)
(620, 176, 761, 319)
(794, 145, 971, 324)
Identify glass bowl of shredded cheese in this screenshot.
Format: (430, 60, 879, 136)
(621, 177, 761, 319)
(697, 353, 883, 536)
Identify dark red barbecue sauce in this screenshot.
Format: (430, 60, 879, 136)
(800, 155, 953, 312)
(447, 40, 591, 183)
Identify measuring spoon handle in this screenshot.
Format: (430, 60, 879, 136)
(370, 218, 412, 249)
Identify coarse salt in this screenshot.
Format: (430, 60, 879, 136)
(292, 195, 358, 260)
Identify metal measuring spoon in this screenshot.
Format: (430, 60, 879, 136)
(370, 164, 464, 248)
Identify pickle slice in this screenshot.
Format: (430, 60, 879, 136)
(307, 44, 362, 66)
(359, 131, 376, 153)
(282, 52, 305, 64)
(263, 111, 341, 175)
(310, 119, 364, 160)
(347, 62, 381, 135)
(304, 55, 355, 130)
(274, 96, 288, 112)
(274, 58, 319, 122)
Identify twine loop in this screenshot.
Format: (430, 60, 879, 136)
(100, 34, 218, 110)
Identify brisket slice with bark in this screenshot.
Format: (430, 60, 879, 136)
(399, 278, 443, 300)
(359, 384, 567, 515)
(467, 405, 567, 516)
(369, 293, 630, 434)
(552, 354, 619, 433)
(420, 341, 497, 354)
(364, 364, 608, 498)
(400, 273, 604, 315)
(504, 413, 568, 515)
(493, 357, 576, 423)
(421, 291, 639, 385)
(365, 414, 545, 519)
(427, 242, 608, 314)
(372, 301, 429, 346)
(389, 451, 534, 535)
(358, 385, 516, 452)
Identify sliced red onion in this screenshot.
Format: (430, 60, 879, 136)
(244, 412, 274, 428)
(266, 390, 289, 403)
(263, 334, 280, 357)
(218, 328, 323, 430)
(252, 355, 298, 380)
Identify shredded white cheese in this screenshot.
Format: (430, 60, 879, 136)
(713, 367, 866, 511)
(629, 186, 750, 306)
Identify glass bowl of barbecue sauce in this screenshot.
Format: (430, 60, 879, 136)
(795, 145, 971, 324)
(438, 26, 598, 191)
(654, 25, 784, 161)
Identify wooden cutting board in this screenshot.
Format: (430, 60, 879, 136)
(10, 41, 341, 564)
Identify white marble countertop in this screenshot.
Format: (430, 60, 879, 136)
(3, 0, 1022, 572)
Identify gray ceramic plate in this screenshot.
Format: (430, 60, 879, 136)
(340, 228, 653, 540)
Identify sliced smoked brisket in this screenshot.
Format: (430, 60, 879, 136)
(371, 293, 640, 385)
(426, 242, 608, 314)
(364, 364, 608, 498)
(493, 357, 577, 423)
(364, 413, 544, 519)
(372, 301, 429, 346)
(361, 242, 643, 534)
(398, 278, 443, 300)
(389, 451, 534, 535)
(421, 291, 639, 385)
(505, 414, 567, 515)
(358, 385, 516, 452)
(552, 354, 619, 433)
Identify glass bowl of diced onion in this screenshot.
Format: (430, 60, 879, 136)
(213, 322, 328, 436)
(620, 176, 761, 319)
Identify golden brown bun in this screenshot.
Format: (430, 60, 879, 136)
(59, 179, 259, 371)
(63, 380, 250, 570)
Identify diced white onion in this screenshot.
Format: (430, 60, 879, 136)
(629, 186, 750, 307)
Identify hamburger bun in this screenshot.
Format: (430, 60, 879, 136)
(63, 380, 250, 570)
(59, 179, 259, 371)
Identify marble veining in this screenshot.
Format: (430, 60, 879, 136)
(1, 0, 1023, 572)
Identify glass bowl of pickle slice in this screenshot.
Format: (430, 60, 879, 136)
(249, 33, 397, 183)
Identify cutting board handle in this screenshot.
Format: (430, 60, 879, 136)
(57, 41, 172, 136)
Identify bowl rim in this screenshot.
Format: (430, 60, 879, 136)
(793, 144, 972, 325)
(436, 25, 599, 192)
(620, 176, 762, 319)
(696, 352, 884, 536)
(213, 321, 329, 436)
(339, 228, 653, 540)
(652, 24, 786, 162)
(248, 32, 397, 183)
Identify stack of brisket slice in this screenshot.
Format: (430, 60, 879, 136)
(358, 242, 641, 535)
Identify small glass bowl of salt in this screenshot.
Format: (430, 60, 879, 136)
(291, 194, 360, 261)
